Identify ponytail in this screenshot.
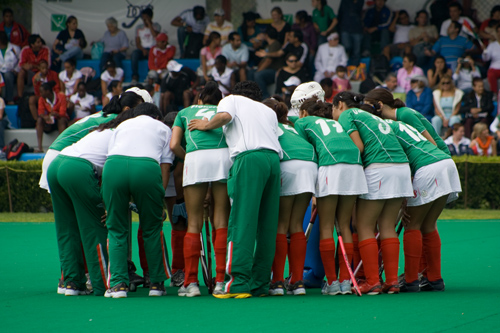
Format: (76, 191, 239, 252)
(359, 103, 382, 117)
(102, 91, 144, 117)
(332, 91, 364, 109)
(301, 98, 332, 119)
(364, 88, 406, 109)
(263, 97, 292, 125)
(199, 81, 223, 105)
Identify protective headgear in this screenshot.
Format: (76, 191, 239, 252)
(289, 81, 325, 116)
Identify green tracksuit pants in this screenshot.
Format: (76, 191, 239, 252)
(224, 149, 281, 295)
(102, 155, 168, 288)
(47, 155, 108, 296)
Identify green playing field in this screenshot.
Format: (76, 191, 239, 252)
(1, 220, 499, 332)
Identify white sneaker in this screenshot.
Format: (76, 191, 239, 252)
(149, 282, 167, 296)
(213, 282, 225, 295)
(321, 280, 341, 295)
(57, 279, 66, 295)
(170, 270, 185, 287)
(268, 281, 285, 296)
(340, 280, 352, 295)
(178, 283, 201, 297)
(286, 281, 306, 296)
(104, 283, 128, 298)
(65, 281, 92, 296)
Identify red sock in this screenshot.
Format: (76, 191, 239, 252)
(352, 233, 364, 278)
(171, 230, 186, 272)
(272, 233, 288, 283)
(359, 238, 379, 285)
(403, 230, 422, 283)
(319, 238, 337, 284)
(422, 230, 442, 281)
(214, 228, 227, 283)
(289, 232, 307, 284)
(419, 238, 428, 278)
(338, 242, 353, 282)
(381, 238, 400, 284)
(137, 227, 149, 274)
(183, 232, 201, 286)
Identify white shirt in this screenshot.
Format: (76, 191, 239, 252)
(452, 66, 480, 91)
(217, 95, 282, 161)
(444, 136, 471, 154)
(440, 17, 475, 38)
(61, 129, 114, 176)
(135, 22, 162, 49)
(59, 69, 82, 96)
(482, 41, 500, 70)
(204, 21, 234, 45)
(107, 115, 174, 164)
(314, 43, 348, 79)
(100, 68, 124, 85)
(393, 24, 413, 44)
(211, 67, 233, 96)
(70, 92, 95, 119)
(0, 43, 20, 73)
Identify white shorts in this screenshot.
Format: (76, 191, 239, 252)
(316, 163, 368, 197)
(360, 163, 413, 200)
(183, 148, 231, 187)
(165, 171, 176, 198)
(280, 160, 318, 196)
(407, 159, 462, 207)
(39, 149, 60, 192)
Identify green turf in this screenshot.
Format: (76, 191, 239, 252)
(1, 221, 499, 332)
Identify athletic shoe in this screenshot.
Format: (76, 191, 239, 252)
(398, 273, 405, 284)
(339, 280, 352, 295)
(400, 279, 420, 293)
(213, 292, 252, 299)
(213, 282, 225, 295)
(65, 281, 92, 296)
(357, 281, 382, 295)
(57, 279, 66, 295)
(268, 281, 285, 296)
(321, 280, 341, 295)
(420, 278, 445, 292)
(286, 281, 306, 295)
(382, 282, 400, 294)
(178, 283, 201, 297)
(149, 282, 166, 296)
(170, 270, 185, 287)
(104, 282, 128, 298)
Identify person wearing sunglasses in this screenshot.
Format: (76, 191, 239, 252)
(431, 74, 463, 136)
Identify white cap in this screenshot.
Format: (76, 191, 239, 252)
(289, 81, 325, 116)
(167, 60, 183, 72)
(125, 87, 153, 103)
(327, 32, 339, 41)
(284, 76, 301, 87)
(214, 8, 225, 16)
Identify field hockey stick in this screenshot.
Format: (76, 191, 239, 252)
(335, 221, 362, 297)
(204, 208, 214, 294)
(304, 208, 318, 242)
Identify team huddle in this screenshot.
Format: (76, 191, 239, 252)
(41, 79, 461, 299)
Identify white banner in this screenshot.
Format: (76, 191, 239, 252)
(32, 0, 205, 57)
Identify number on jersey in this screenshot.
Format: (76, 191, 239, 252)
(315, 119, 344, 136)
(399, 123, 427, 142)
(195, 108, 216, 120)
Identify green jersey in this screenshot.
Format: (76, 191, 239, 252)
(395, 107, 451, 156)
(386, 120, 450, 176)
(278, 123, 317, 163)
(294, 116, 362, 167)
(50, 112, 117, 151)
(288, 116, 299, 125)
(338, 108, 408, 167)
(173, 105, 228, 153)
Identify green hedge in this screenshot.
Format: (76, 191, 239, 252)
(1, 157, 499, 212)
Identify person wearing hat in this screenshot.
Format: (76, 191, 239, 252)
(313, 32, 347, 83)
(100, 60, 124, 101)
(203, 8, 234, 46)
(148, 32, 176, 80)
(406, 74, 433, 122)
(132, 8, 161, 83)
(160, 60, 199, 114)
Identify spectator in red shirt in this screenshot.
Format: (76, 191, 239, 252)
(148, 32, 175, 79)
(479, 5, 500, 47)
(36, 81, 68, 152)
(17, 34, 50, 98)
(29, 60, 60, 121)
(0, 8, 29, 48)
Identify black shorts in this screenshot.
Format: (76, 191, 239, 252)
(42, 121, 58, 134)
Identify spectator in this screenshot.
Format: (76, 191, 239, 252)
(427, 55, 452, 89)
(100, 60, 124, 98)
(200, 31, 222, 83)
(470, 122, 497, 156)
(171, 6, 209, 58)
(439, 2, 476, 38)
(256, 30, 309, 69)
(482, 25, 500, 95)
(376, 72, 405, 94)
(397, 53, 424, 93)
(444, 123, 472, 156)
(292, 11, 317, 57)
(383, 10, 414, 61)
(429, 0, 450, 31)
(222, 32, 249, 82)
(409, 10, 438, 69)
(460, 78, 495, 138)
(161, 60, 199, 114)
(102, 80, 122, 107)
(0, 30, 20, 103)
(320, 77, 338, 103)
(426, 21, 474, 71)
(17, 34, 50, 99)
(29, 60, 59, 121)
(270, 7, 291, 45)
(211, 55, 235, 96)
(452, 55, 480, 93)
(253, 27, 284, 99)
(275, 53, 310, 98)
(314, 32, 347, 82)
(36, 81, 68, 152)
(148, 32, 176, 79)
(59, 59, 82, 98)
(203, 8, 234, 46)
(0, 96, 7, 149)
(312, 0, 338, 46)
(432, 74, 463, 135)
(68, 81, 96, 121)
(131, 8, 160, 83)
(96, 17, 129, 72)
(0, 8, 29, 48)
(237, 12, 263, 66)
(337, 0, 363, 66)
(51, 16, 86, 71)
(362, 0, 393, 56)
(479, 5, 500, 46)
(332, 65, 351, 92)
(406, 74, 433, 122)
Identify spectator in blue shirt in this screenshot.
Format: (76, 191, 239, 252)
(426, 20, 474, 71)
(362, 0, 392, 57)
(222, 32, 249, 82)
(406, 74, 433, 122)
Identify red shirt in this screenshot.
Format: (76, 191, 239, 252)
(38, 92, 68, 118)
(148, 45, 176, 71)
(19, 45, 51, 72)
(33, 70, 60, 96)
(0, 21, 29, 47)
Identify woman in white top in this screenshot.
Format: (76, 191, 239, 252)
(100, 59, 124, 98)
(102, 80, 123, 107)
(102, 103, 175, 298)
(59, 59, 82, 98)
(69, 82, 96, 121)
